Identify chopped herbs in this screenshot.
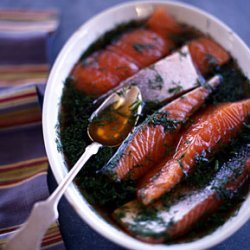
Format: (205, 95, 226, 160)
(148, 73, 164, 90)
(214, 160, 220, 171)
(133, 43, 155, 53)
(129, 98, 143, 114)
(206, 60, 250, 104)
(168, 85, 183, 94)
(59, 18, 250, 245)
(78, 174, 136, 210)
(168, 81, 183, 95)
(168, 24, 202, 47)
(205, 53, 218, 66)
(177, 153, 186, 173)
(146, 112, 181, 132)
(59, 77, 96, 165)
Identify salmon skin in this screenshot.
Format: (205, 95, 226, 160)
(97, 46, 201, 104)
(96, 37, 230, 104)
(101, 75, 221, 181)
(113, 146, 250, 243)
(138, 99, 250, 205)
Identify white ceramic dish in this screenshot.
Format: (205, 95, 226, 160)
(43, 1, 250, 249)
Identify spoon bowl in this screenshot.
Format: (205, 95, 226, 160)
(88, 86, 142, 147)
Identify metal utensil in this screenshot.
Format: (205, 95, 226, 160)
(5, 86, 142, 250)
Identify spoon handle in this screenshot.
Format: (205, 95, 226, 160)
(5, 142, 102, 250)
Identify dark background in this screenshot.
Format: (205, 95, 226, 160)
(0, 0, 249, 249)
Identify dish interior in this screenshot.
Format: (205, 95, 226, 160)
(43, 2, 250, 249)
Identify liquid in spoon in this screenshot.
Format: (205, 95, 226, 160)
(88, 86, 142, 146)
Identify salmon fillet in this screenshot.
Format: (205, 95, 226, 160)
(72, 36, 229, 97)
(102, 76, 221, 181)
(138, 99, 250, 205)
(188, 37, 230, 75)
(97, 45, 200, 104)
(72, 29, 172, 96)
(72, 6, 229, 97)
(109, 29, 172, 68)
(97, 50, 139, 81)
(147, 7, 183, 38)
(113, 146, 250, 243)
(72, 63, 120, 96)
(72, 50, 139, 96)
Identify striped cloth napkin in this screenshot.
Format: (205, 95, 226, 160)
(0, 10, 65, 249)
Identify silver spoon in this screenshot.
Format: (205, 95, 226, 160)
(5, 86, 142, 250)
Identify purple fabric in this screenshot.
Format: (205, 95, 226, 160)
(0, 9, 65, 249)
(0, 174, 49, 228)
(0, 124, 46, 165)
(0, 101, 39, 115)
(0, 32, 47, 64)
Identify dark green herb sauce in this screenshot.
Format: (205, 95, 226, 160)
(59, 19, 250, 243)
(146, 111, 181, 132)
(169, 24, 202, 48)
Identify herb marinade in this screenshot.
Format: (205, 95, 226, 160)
(58, 20, 250, 242)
